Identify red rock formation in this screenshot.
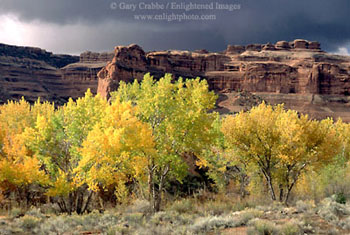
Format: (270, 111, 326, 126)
(97, 44, 149, 98)
(226, 45, 245, 54)
(97, 40, 350, 121)
(275, 41, 291, 50)
(80, 51, 114, 63)
(0, 43, 111, 104)
(293, 39, 309, 49)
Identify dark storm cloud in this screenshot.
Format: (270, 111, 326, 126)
(0, 0, 113, 24)
(0, 0, 349, 53)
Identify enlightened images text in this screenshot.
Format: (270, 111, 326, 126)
(116, 2, 241, 12)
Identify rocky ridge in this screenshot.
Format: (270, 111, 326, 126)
(97, 39, 350, 121)
(0, 43, 111, 105)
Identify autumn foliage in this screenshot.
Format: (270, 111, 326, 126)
(0, 73, 348, 213)
(222, 103, 341, 203)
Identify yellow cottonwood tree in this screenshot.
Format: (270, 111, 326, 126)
(222, 102, 340, 203)
(75, 101, 154, 201)
(0, 99, 50, 205)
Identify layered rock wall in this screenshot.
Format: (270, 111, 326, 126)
(97, 39, 349, 97)
(0, 44, 111, 104)
(97, 39, 350, 121)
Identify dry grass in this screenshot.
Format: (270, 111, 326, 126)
(0, 195, 349, 234)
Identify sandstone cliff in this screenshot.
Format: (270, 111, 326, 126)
(97, 40, 350, 121)
(0, 43, 111, 105)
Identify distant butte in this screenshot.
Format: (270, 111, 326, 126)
(1, 40, 350, 121)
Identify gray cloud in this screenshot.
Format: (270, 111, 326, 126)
(0, 0, 349, 53)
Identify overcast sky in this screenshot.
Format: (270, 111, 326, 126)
(0, 0, 349, 55)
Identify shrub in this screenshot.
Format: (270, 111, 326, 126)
(335, 193, 346, 204)
(9, 207, 23, 218)
(338, 216, 350, 230)
(95, 212, 120, 230)
(280, 221, 302, 235)
(111, 224, 131, 234)
(327, 228, 340, 235)
(295, 200, 314, 213)
(18, 215, 41, 230)
(247, 219, 278, 235)
(123, 212, 144, 225)
(238, 209, 264, 225)
(150, 211, 190, 226)
(39, 203, 60, 215)
(168, 199, 194, 214)
(202, 200, 233, 215)
(126, 199, 151, 214)
(38, 215, 75, 234)
(319, 211, 339, 225)
(317, 197, 350, 224)
(134, 224, 173, 235)
(190, 215, 240, 233)
(25, 207, 45, 219)
(232, 201, 251, 212)
(36, 210, 120, 234)
(256, 202, 283, 213)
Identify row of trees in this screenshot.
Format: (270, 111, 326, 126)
(0, 73, 349, 213)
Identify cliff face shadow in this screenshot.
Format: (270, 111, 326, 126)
(214, 93, 231, 114)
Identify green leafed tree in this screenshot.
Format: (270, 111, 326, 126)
(24, 90, 108, 214)
(111, 73, 219, 211)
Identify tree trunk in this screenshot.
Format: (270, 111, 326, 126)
(279, 184, 284, 202)
(59, 198, 68, 213)
(283, 165, 306, 205)
(240, 179, 246, 198)
(149, 165, 169, 213)
(262, 170, 276, 201)
(154, 172, 164, 212)
(68, 193, 73, 215)
(238, 172, 248, 199)
(267, 178, 276, 201)
(148, 166, 156, 212)
(81, 191, 93, 214)
(284, 180, 297, 205)
(76, 191, 83, 214)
